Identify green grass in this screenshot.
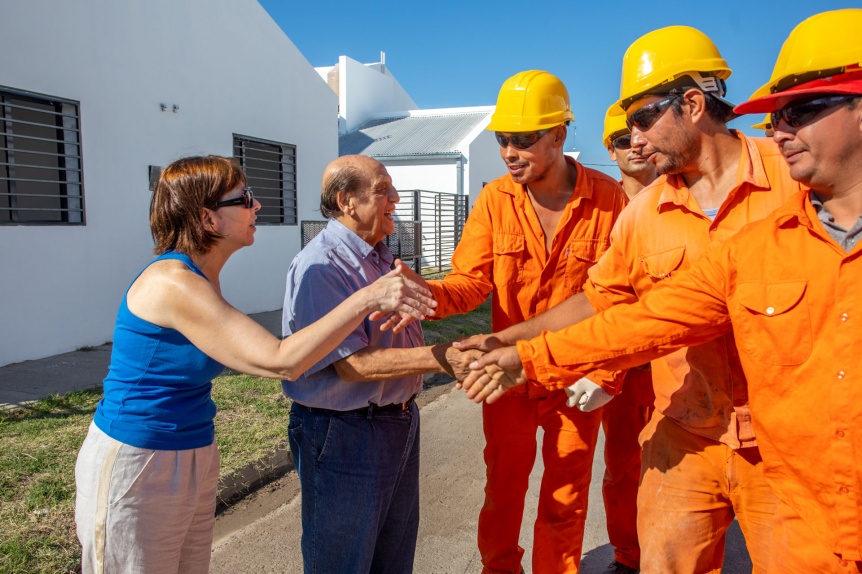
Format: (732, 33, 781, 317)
(0, 389, 101, 574)
(423, 298, 492, 346)
(0, 299, 491, 573)
(212, 374, 292, 476)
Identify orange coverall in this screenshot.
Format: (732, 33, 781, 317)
(518, 190, 862, 573)
(601, 366, 654, 570)
(576, 134, 801, 573)
(428, 157, 626, 573)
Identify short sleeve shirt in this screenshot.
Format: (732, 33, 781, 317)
(281, 219, 424, 410)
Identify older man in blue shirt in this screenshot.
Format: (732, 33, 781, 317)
(283, 155, 472, 573)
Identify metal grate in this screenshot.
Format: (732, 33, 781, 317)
(234, 134, 296, 226)
(300, 220, 328, 249)
(395, 190, 468, 275)
(386, 219, 421, 260)
(0, 86, 84, 225)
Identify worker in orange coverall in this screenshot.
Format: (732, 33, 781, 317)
(456, 27, 801, 574)
(464, 9, 862, 573)
(595, 106, 657, 574)
(401, 70, 627, 573)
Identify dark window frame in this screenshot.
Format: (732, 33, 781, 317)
(233, 134, 297, 226)
(0, 86, 85, 226)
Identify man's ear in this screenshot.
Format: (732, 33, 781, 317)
(336, 190, 354, 215)
(685, 89, 708, 124)
(607, 145, 617, 162)
(553, 124, 567, 146)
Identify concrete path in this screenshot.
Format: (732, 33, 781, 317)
(210, 388, 754, 573)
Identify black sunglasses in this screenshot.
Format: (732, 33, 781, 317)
(611, 135, 632, 150)
(626, 94, 682, 131)
(770, 94, 856, 129)
(215, 187, 254, 209)
(495, 128, 552, 150)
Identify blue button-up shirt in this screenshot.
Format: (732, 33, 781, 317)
(281, 219, 424, 410)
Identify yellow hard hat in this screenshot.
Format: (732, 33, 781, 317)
(735, 9, 862, 114)
(487, 70, 574, 132)
(602, 104, 629, 147)
(616, 26, 731, 111)
(751, 114, 772, 131)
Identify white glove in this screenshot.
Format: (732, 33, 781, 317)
(565, 378, 614, 412)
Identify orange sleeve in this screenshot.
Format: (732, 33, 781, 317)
(427, 191, 495, 319)
(519, 241, 735, 393)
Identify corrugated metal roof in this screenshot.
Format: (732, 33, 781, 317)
(339, 112, 490, 157)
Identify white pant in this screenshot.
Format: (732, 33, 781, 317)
(75, 423, 219, 574)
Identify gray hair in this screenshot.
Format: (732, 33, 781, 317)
(320, 164, 370, 218)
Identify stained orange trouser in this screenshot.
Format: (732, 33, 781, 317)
(637, 412, 777, 574)
(768, 499, 862, 574)
(602, 368, 654, 569)
(478, 389, 602, 574)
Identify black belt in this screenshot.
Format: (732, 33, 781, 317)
(354, 394, 416, 415)
(299, 394, 417, 416)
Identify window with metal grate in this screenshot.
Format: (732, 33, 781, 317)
(0, 87, 84, 225)
(233, 134, 296, 225)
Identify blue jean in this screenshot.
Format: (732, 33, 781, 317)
(288, 401, 420, 574)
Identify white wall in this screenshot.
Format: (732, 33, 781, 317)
(463, 131, 502, 212)
(339, 56, 418, 133)
(0, 0, 337, 366)
(382, 160, 458, 196)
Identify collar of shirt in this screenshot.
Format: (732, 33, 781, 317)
(656, 131, 772, 214)
(326, 218, 394, 267)
(810, 191, 831, 219)
(772, 190, 824, 234)
(494, 155, 594, 202)
(807, 190, 862, 252)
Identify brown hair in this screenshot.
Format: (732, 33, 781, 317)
(150, 155, 246, 255)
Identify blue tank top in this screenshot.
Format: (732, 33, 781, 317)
(94, 252, 224, 450)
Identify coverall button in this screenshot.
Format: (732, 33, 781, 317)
(765, 306, 775, 315)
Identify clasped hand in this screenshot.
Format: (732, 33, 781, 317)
(456, 345, 527, 404)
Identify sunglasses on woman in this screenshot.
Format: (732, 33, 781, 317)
(626, 94, 683, 131)
(215, 187, 254, 209)
(770, 94, 856, 129)
(495, 128, 552, 150)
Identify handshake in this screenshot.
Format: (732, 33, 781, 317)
(436, 334, 613, 411)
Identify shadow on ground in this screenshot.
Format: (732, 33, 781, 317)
(579, 519, 753, 573)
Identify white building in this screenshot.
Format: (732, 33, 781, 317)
(318, 55, 501, 210)
(338, 107, 499, 210)
(0, 0, 337, 366)
(316, 54, 418, 135)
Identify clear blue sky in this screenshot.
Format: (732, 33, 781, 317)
(257, 1, 853, 177)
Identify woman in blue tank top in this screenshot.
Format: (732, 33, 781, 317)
(74, 156, 436, 574)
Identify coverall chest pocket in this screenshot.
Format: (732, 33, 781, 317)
(734, 280, 812, 365)
(493, 232, 525, 285)
(565, 239, 605, 291)
(640, 245, 686, 282)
